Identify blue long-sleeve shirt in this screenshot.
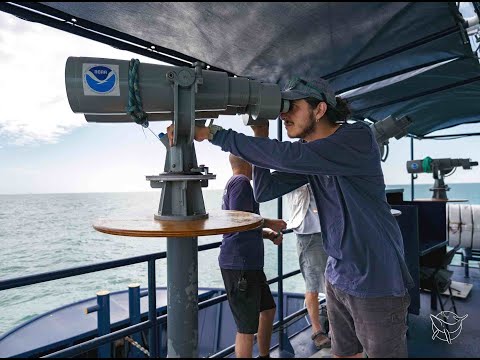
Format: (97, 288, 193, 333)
(219, 175, 264, 270)
(211, 122, 414, 297)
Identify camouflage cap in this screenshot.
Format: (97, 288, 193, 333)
(281, 77, 337, 107)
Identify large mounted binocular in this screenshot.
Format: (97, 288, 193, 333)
(64, 57, 294, 220)
(406, 158, 478, 174)
(369, 115, 412, 160)
(65, 57, 290, 126)
(370, 115, 412, 146)
(406, 157, 478, 200)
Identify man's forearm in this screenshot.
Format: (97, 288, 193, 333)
(263, 218, 284, 229)
(253, 166, 307, 202)
(210, 128, 313, 174)
(262, 218, 277, 230)
(262, 229, 271, 239)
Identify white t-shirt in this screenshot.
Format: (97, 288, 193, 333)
(285, 184, 321, 235)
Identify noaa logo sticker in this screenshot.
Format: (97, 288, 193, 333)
(83, 64, 120, 96)
(411, 163, 419, 170)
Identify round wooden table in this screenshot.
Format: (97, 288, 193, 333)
(93, 210, 264, 237)
(92, 209, 264, 357)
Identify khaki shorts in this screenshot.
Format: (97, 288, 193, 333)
(326, 280, 410, 358)
(296, 233, 328, 293)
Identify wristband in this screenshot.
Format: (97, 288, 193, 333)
(208, 124, 223, 141)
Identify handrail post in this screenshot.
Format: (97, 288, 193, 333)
(148, 259, 159, 358)
(128, 283, 144, 357)
(277, 117, 295, 356)
(410, 137, 415, 201)
(213, 290, 223, 353)
(85, 290, 111, 358)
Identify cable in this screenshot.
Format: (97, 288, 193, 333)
(147, 127, 163, 142)
(444, 167, 457, 177)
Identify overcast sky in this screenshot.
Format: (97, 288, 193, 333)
(0, 5, 479, 194)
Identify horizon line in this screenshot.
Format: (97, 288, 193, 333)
(1, 182, 480, 196)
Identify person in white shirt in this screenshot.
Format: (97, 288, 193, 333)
(286, 183, 330, 350)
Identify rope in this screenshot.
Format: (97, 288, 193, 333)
(127, 59, 149, 128)
(124, 336, 150, 357)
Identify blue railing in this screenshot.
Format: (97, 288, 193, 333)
(0, 240, 308, 358)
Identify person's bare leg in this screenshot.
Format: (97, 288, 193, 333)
(305, 291, 321, 334)
(257, 307, 276, 357)
(235, 333, 254, 358)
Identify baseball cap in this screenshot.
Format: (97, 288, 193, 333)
(281, 77, 337, 107)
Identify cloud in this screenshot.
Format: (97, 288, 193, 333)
(2, 166, 41, 176)
(0, 13, 87, 146)
(0, 11, 166, 147)
(0, 84, 86, 146)
(0, 11, 36, 35)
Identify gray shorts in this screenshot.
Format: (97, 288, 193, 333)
(296, 233, 328, 293)
(326, 280, 410, 358)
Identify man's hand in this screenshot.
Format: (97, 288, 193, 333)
(263, 229, 283, 245)
(263, 218, 287, 234)
(166, 123, 210, 147)
(250, 122, 269, 138)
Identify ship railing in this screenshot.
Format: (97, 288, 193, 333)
(0, 239, 315, 358)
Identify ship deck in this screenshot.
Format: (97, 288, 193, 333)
(269, 264, 479, 358)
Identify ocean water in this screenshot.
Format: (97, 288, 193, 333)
(0, 183, 479, 335)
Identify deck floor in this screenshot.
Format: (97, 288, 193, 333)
(269, 264, 479, 358)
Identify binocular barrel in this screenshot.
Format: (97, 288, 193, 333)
(65, 57, 288, 122)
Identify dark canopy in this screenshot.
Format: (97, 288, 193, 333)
(347, 57, 480, 135)
(1, 2, 479, 136)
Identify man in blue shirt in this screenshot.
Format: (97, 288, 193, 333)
(221, 153, 287, 358)
(167, 78, 414, 358)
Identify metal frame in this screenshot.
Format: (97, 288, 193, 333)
(357, 74, 480, 114)
(330, 25, 464, 91)
(417, 131, 480, 139)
